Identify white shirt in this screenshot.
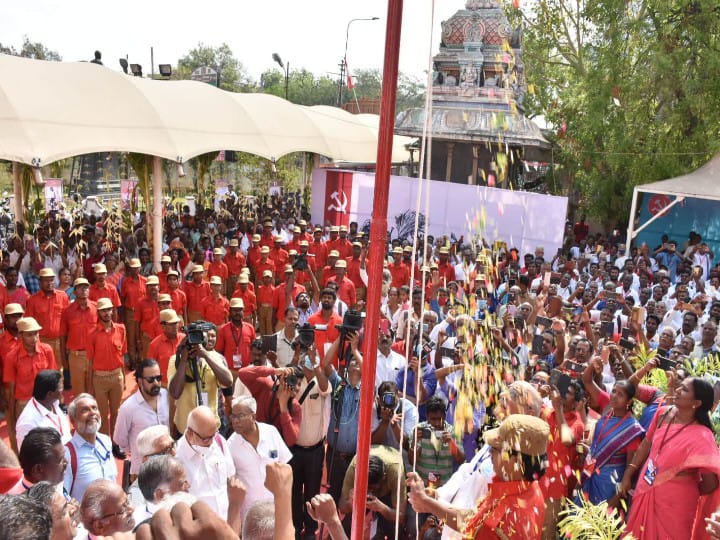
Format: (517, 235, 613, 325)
(274, 328, 298, 368)
(176, 434, 236, 519)
(113, 389, 171, 474)
(15, 398, 72, 449)
(375, 349, 407, 389)
(296, 376, 331, 447)
(227, 423, 292, 518)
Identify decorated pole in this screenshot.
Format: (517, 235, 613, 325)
(351, 0, 403, 538)
(152, 156, 164, 272)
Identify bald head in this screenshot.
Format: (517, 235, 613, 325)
(81, 479, 134, 535)
(187, 406, 216, 432)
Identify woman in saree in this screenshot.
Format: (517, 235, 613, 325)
(621, 377, 720, 540)
(580, 380, 644, 506)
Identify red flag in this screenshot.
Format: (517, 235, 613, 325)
(346, 60, 355, 90)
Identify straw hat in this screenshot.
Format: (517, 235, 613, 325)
(484, 414, 550, 457)
(192, 265, 205, 273)
(158, 294, 172, 303)
(209, 276, 223, 285)
(73, 278, 90, 287)
(128, 258, 141, 268)
(146, 276, 160, 286)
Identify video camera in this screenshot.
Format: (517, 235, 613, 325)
(292, 323, 327, 351)
(335, 310, 364, 335)
(184, 321, 215, 347)
(292, 252, 314, 271)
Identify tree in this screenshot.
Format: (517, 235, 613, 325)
(259, 68, 337, 105)
(346, 68, 425, 112)
(0, 37, 61, 61)
(175, 43, 252, 92)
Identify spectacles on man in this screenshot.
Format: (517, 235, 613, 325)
(148, 440, 176, 457)
(230, 412, 252, 420)
(188, 427, 216, 444)
(142, 375, 162, 384)
(98, 498, 132, 521)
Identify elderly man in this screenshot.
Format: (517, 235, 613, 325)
(15, 369, 71, 449)
(113, 359, 170, 477)
(64, 393, 117, 501)
(8, 427, 67, 494)
(176, 405, 236, 519)
(227, 395, 292, 518)
(80, 479, 135, 537)
(134, 455, 190, 524)
(27, 481, 78, 540)
(127, 424, 177, 508)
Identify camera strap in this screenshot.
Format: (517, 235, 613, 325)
(298, 380, 316, 405)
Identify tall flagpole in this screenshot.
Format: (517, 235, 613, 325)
(351, 0, 403, 538)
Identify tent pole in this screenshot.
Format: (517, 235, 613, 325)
(626, 186, 638, 248)
(12, 162, 23, 227)
(630, 196, 684, 241)
(351, 0, 403, 538)
(152, 157, 164, 272)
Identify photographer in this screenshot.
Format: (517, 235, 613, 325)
(272, 307, 299, 368)
(371, 380, 418, 451)
(168, 321, 232, 434)
(237, 363, 304, 447)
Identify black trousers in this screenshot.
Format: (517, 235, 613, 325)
(290, 441, 326, 538)
(325, 446, 355, 503)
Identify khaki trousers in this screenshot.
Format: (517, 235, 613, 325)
(226, 275, 238, 299)
(41, 337, 63, 371)
(93, 368, 124, 437)
(8, 399, 29, 453)
(68, 350, 90, 396)
(141, 333, 152, 360)
(258, 305, 274, 336)
(124, 309, 138, 361)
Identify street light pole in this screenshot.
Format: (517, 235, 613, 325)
(272, 53, 290, 101)
(337, 16, 379, 107)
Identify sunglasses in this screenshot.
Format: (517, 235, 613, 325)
(142, 375, 163, 384)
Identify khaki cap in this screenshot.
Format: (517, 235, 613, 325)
(262, 270, 273, 278)
(238, 274, 249, 284)
(161, 255, 172, 263)
(299, 240, 309, 247)
(403, 246, 413, 252)
(230, 298, 245, 309)
(93, 263, 108, 274)
(213, 248, 224, 255)
(252, 234, 261, 242)
(288, 249, 298, 256)
(293, 226, 301, 234)
(146, 276, 160, 286)
(274, 235, 284, 243)
(158, 294, 172, 303)
(17, 317, 42, 332)
(298, 220, 307, 226)
(229, 239, 239, 247)
(484, 414, 550, 457)
(328, 250, 340, 258)
(38, 268, 56, 278)
(260, 246, 270, 254)
(96, 298, 114, 311)
(284, 265, 294, 273)
(159, 309, 181, 324)
(74, 278, 90, 287)
(192, 265, 205, 273)
(209, 276, 223, 285)
(438, 247, 450, 254)
(352, 242, 362, 248)
(128, 258, 142, 268)
(4, 303, 24, 316)
(339, 225, 348, 232)
(335, 260, 347, 268)
(167, 270, 179, 277)
(330, 226, 339, 233)
(392, 246, 403, 254)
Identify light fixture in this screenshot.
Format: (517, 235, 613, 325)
(130, 64, 143, 77)
(119, 58, 128, 74)
(176, 163, 186, 178)
(32, 167, 45, 186)
(159, 64, 172, 77)
(272, 53, 284, 69)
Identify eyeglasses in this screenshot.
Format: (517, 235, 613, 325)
(148, 440, 176, 457)
(142, 375, 162, 384)
(230, 412, 252, 420)
(98, 498, 132, 521)
(188, 427, 216, 444)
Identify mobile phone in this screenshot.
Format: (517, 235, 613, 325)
(565, 361, 585, 375)
(543, 272, 552, 288)
(508, 278, 516, 287)
(531, 334, 545, 356)
(261, 334, 277, 353)
(656, 348, 668, 359)
(621, 327, 632, 339)
(657, 356, 678, 372)
(440, 346, 457, 358)
(513, 316, 525, 329)
(550, 369, 572, 397)
(550, 272, 562, 285)
(379, 319, 390, 336)
(600, 321, 614, 337)
(619, 338, 636, 350)
(536, 316, 552, 328)
(508, 305, 517, 317)
(421, 427, 432, 440)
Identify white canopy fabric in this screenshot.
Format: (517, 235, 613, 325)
(635, 153, 720, 202)
(0, 54, 411, 165)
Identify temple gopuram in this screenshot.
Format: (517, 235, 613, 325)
(395, 0, 551, 189)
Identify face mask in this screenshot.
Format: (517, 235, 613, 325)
(191, 443, 211, 457)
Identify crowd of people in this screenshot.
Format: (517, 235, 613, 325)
(0, 195, 719, 540)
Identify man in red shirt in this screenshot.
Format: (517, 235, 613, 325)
(260, 220, 275, 248)
(321, 250, 340, 287)
(402, 245, 421, 281)
(257, 270, 276, 336)
(224, 239, 246, 297)
(88, 263, 121, 312)
(202, 276, 230, 326)
(271, 236, 290, 278)
(328, 260, 356, 309)
(120, 258, 147, 365)
(273, 266, 306, 331)
(286, 227, 302, 254)
(185, 265, 211, 323)
(147, 309, 185, 385)
(232, 273, 257, 327)
(25, 268, 69, 372)
(255, 247, 275, 286)
(334, 225, 353, 259)
(307, 289, 342, 360)
(60, 278, 97, 396)
(298, 219, 313, 243)
(135, 275, 161, 360)
(166, 270, 188, 325)
(216, 298, 256, 370)
(326, 226, 340, 255)
(436, 247, 457, 285)
(345, 242, 366, 301)
(157, 255, 172, 293)
(247, 234, 263, 276)
(389, 246, 410, 289)
(309, 227, 328, 283)
(208, 248, 229, 284)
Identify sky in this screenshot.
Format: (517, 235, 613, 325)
(0, 0, 463, 82)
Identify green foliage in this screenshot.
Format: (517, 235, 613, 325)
(260, 68, 338, 105)
(349, 69, 426, 112)
(558, 496, 634, 539)
(0, 37, 62, 61)
(503, 0, 720, 229)
(176, 43, 253, 92)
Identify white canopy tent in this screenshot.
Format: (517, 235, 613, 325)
(626, 153, 720, 246)
(0, 54, 412, 267)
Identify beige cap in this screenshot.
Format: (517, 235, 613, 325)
(4, 303, 24, 316)
(284, 265, 294, 274)
(262, 270, 273, 278)
(158, 294, 172, 303)
(238, 274, 249, 284)
(438, 247, 450, 254)
(260, 246, 270, 254)
(209, 276, 223, 285)
(403, 246, 413, 253)
(229, 239, 239, 247)
(240, 268, 250, 275)
(192, 265, 205, 273)
(330, 226, 339, 233)
(159, 309, 181, 324)
(161, 255, 172, 263)
(146, 276, 160, 286)
(93, 263, 108, 274)
(274, 235, 284, 243)
(484, 414, 550, 457)
(293, 226, 301, 234)
(74, 277, 90, 287)
(392, 246, 403, 254)
(339, 225, 348, 232)
(96, 298, 114, 311)
(314, 227, 323, 233)
(288, 249, 298, 256)
(328, 250, 340, 258)
(335, 260, 347, 268)
(299, 240, 309, 247)
(128, 258, 141, 268)
(352, 242, 362, 248)
(167, 270, 179, 277)
(298, 220, 307, 226)
(230, 298, 245, 309)
(17, 317, 42, 333)
(38, 268, 56, 278)
(213, 248, 223, 255)
(252, 234, 261, 242)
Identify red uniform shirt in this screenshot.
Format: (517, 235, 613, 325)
(231, 286, 257, 315)
(89, 282, 121, 307)
(307, 310, 342, 358)
(185, 281, 211, 313)
(247, 246, 262, 270)
(328, 276, 357, 307)
(216, 321, 256, 369)
(389, 262, 410, 289)
(255, 260, 275, 282)
(0, 332, 22, 386)
(168, 288, 188, 318)
(60, 301, 98, 351)
(25, 290, 69, 339)
(256, 284, 276, 306)
(345, 257, 364, 288)
(321, 266, 336, 287)
(147, 332, 186, 384)
(437, 261, 457, 285)
(202, 295, 230, 326)
(225, 251, 246, 277)
(309, 241, 328, 269)
(539, 406, 584, 500)
(120, 275, 147, 311)
(135, 297, 161, 338)
(5, 342, 55, 400)
(207, 261, 229, 282)
(272, 282, 306, 321)
(87, 322, 127, 372)
(333, 239, 353, 260)
(270, 248, 289, 275)
(157, 271, 170, 293)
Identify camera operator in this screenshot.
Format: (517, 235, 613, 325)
(237, 363, 304, 447)
(168, 322, 232, 434)
(288, 327, 331, 539)
(371, 380, 418, 452)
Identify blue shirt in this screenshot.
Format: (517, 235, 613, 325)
(655, 251, 683, 281)
(396, 363, 437, 421)
(64, 432, 117, 501)
(327, 369, 361, 454)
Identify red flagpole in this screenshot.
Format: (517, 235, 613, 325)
(351, 0, 403, 538)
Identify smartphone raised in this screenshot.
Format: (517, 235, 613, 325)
(531, 334, 545, 356)
(550, 369, 572, 398)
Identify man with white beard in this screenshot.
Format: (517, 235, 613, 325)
(63, 393, 117, 501)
